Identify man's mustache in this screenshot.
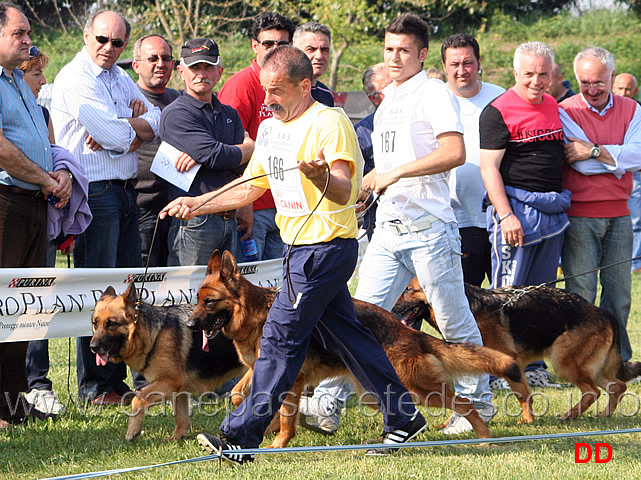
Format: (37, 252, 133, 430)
(193, 78, 212, 85)
(267, 104, 283, 112)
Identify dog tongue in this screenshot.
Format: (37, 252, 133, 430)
(96, 353, 109, 366)
(202, 331, 210, 352)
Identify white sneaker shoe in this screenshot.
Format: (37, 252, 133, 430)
(25, 389, 65, 416)
(441, 406, 495, 435)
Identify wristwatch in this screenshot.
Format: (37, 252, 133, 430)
(66, 170, 74, 183)
(590, 144, 601, 159)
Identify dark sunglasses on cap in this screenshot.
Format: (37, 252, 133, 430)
(93, 34, 125, 48)
(143, 54, 174, 63)
(257, 39, 290, 49)
(29, 46, 40, 58)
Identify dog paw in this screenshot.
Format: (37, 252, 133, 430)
(125, 430, 142, 442)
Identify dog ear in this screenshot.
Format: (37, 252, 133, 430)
(100, 286, 117, 300)
(207, 250, 222, 275)
(220, 250, 241, 287)
(124, 282, 138, 305)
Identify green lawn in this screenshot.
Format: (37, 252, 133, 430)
(3, 273, 641, 479)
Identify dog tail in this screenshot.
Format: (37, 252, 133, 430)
(618, 360, 641, 382)
(434, 341, 521, 383)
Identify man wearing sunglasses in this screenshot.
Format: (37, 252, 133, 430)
(218, 12, 296, 262)
(51, 10, 161, 406)
(132, 34, 180, 269)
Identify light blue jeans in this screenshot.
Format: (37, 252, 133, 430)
(562, 215, 633, 361)
(313, 217, 492, 412)
(168, 213, 238, 266)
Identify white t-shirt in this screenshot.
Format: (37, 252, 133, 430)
(449, 82, 505, 228)
(373, 71, 463, 224)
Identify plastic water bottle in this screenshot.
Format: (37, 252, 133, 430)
(240, 233, 259, 262)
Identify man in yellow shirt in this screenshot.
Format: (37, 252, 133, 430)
(162, 45, 425, 464)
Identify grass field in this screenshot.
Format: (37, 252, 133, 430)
(2, 273, 641, 479)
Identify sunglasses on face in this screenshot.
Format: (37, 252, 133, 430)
(143, 54, 175, 63)
(257, 39, 290, 49)
(29, 46, 40, 58)
(94, 34, 125, 48)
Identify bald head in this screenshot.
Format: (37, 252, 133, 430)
(613, 73, 638, 99)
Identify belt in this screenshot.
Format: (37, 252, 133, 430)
(95, 179, 136, 189)
(381, 214, 438, 235)
(214, 210, 236, 220)
(0, 183, 43, 199)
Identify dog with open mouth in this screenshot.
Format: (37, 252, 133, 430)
(90, 283, 246, 441)
(187, 249, 523, 448)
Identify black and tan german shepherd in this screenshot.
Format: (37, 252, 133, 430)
(393, 277, 641, 424)
(187, 250, 522, 448)
(90, 284, 246, 441)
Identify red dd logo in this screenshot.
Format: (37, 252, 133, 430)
(574, 443, 613, 463)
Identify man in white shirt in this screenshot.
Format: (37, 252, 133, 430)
(300, 15, 493, 437)
(441, 33, 505, 287)
(51, 10, 160, 405)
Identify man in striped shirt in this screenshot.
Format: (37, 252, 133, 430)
(51, 10, 160, 405)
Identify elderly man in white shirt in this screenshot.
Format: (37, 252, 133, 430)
(51, 10, 160, 405)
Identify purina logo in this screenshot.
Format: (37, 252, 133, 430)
(124, 273, 168, 284)
(7, 277, 56, 288)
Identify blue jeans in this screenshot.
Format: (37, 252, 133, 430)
(139, 206, 170, 268)
(221, 238, 417, 447)
(168, 214, 238, 266)
(562, 215, 633, 361)
(629, 171, 641, 271)
(314, 218, 491, 411)
(74, 181, 142, 399)
(252, 208, 284, 260)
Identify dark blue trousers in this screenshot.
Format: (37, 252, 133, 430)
(221, 237, 416, 447)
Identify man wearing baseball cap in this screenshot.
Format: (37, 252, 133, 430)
(160, 37, 255, 266)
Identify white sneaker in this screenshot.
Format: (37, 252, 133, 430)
(441, 406, 495, 435)
(25, 389, 65, 416)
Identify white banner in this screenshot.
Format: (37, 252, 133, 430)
(0, 259, 283, 343)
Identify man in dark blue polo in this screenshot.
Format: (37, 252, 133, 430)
(160, 38, 254, 266)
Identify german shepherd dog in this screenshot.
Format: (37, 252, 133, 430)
(90, 284, 247, 441)
(187, 250, 522, 448)
(393, 277, 641, 424)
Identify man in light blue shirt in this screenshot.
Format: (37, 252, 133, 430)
(51, 9, 160, 405)
(0, 2, 72, 426)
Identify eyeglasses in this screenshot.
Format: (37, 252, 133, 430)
(143, 54, 174, 63)
(257, 39, 290, 49)
(579, 81, 607, 90)
(29, 46, 40, 58)
(93, 34, 125, 48)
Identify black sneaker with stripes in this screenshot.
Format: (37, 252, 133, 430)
(365, 411, 427, 456)
(197, 432, 255, 465)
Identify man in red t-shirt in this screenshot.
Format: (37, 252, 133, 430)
(218, 12, 296, 260)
